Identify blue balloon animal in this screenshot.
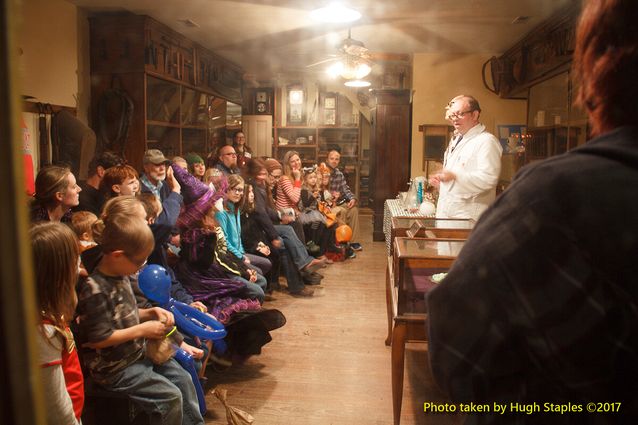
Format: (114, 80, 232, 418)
(138, 264, 228, 415)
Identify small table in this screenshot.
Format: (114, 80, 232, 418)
(388, 237, 466, 425)
(383, 199, 431, 256)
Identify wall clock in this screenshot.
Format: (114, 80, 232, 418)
(255, 90, 271, 114)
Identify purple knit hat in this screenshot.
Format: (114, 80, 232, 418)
(171, 163, 226, 229)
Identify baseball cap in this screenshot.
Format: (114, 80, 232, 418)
(143, 149, 170, 165)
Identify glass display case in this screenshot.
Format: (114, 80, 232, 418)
(526, 71, 590, 163)
(387, 235, 467, 425)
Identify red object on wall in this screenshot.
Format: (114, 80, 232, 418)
(22, 117, 35, 196)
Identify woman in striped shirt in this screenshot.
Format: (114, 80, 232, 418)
(275, 150, 306, 243)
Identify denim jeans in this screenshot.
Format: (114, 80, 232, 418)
(100, 357, 204, 425)
(230, 275, 266, 304)
(279, 251, 305, 293)
(245, 253, 272, 276)
(274, 224, 313, 270)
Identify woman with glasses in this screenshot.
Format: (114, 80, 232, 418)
(215, 174, 269, 302)
(232, 131, 252, 169)
(428, 94, 502, 221)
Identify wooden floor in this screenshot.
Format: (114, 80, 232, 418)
(202, 213, 462, 425)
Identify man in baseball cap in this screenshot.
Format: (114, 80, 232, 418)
(143, 148, 170, 165)
(140, 149, 179, 202)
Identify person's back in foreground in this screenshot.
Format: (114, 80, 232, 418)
(427, 1, 638, 423)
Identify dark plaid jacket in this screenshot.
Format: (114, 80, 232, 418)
(427, 126, 638, 424)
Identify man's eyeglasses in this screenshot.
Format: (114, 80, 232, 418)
(447, 110, 474, 120)
(231, 187, 244, 194)
(223, 152, 238, 157)
(125, 254, 148, 270)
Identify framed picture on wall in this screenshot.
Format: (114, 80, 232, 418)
(419, 124, 454, 177)
(497, 124, 526, 152)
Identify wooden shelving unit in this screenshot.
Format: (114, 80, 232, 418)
(272, 92, 362, 199)
(89, 14, 243, 168)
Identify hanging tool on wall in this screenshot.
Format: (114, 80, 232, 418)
(96, 76, 134, 161)
(36, 102, 52, 167)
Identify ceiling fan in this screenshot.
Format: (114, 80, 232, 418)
(306, 29, 373, 80)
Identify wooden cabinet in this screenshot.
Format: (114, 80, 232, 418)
(524, 71, 589, 164)
(89, 14, 243, 169)
(242, 114, 273, 158)
(525, 125, 581, 163)
(317, 127, 359, 194)
(370, 89, 412, 241)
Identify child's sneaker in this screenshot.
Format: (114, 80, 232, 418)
(350, 242, 363, 251)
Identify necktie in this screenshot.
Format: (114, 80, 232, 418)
(450, 134, 463, 154)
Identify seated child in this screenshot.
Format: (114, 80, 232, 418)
(32, 222, 84, 424)
(99, 164, 140, 201)
(70, 210, 98, 251)
(76, 213, 204, 425)
(299, 169, 335, 259)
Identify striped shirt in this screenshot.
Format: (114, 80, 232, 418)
(275, 175, 301, 211)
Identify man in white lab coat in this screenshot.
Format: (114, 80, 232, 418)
(429, 95, 502, 221)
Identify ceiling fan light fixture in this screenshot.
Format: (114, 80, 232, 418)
(354, 62, 371, 79)
(327, 59, 371, 80)
(326, 62, 345, 78)
(311, 3, 362, 23)
(344, 80, 371, 88)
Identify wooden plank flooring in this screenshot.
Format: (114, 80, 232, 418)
(202, 214, 462, 425)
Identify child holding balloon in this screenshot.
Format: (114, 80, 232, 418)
(75, 213, 204, 425)
(32, 222, 84, 424)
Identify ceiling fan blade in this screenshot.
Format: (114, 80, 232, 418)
(368, 52, 410, 62)
(394, 24, 465, 53)
(306, 57, 341, 68)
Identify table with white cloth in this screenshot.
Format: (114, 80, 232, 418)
(383, 198, 429, 256)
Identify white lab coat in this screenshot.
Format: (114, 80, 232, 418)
(436, 123, 502, 221)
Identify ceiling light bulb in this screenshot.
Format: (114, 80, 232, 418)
(326, 62, 344, 78)
(340, 64, 358, 80)
(354, 63, 371, 79)
(344, 80, 371, 88)
(311, 3, 362, 23)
